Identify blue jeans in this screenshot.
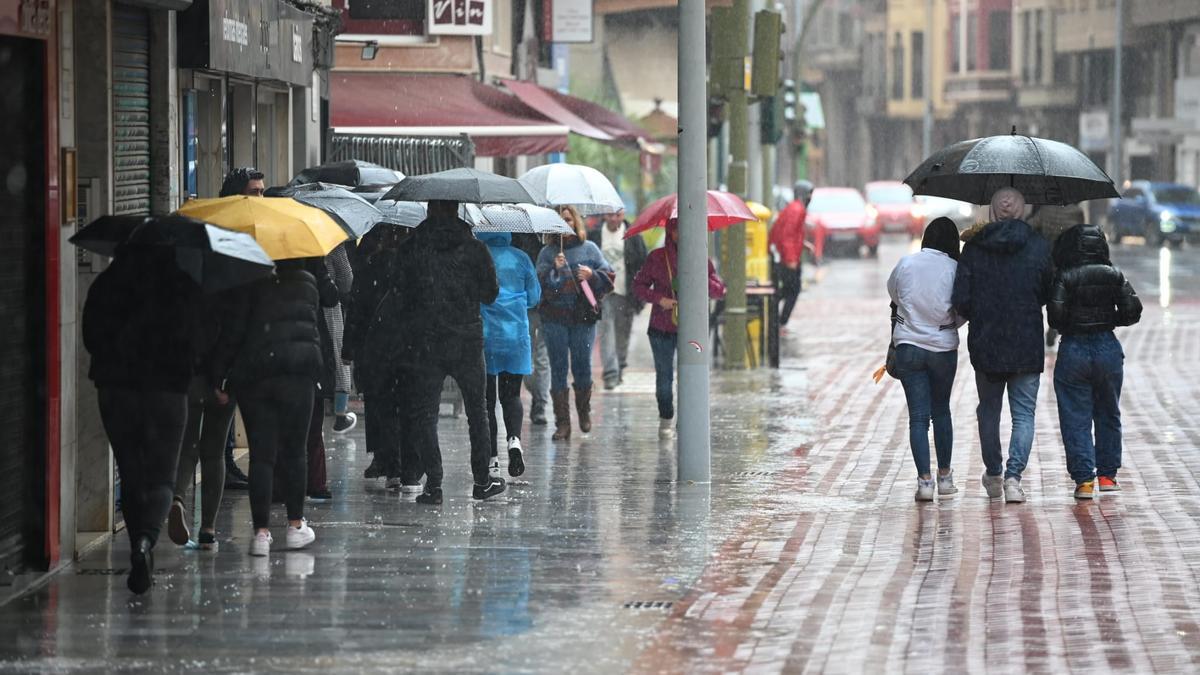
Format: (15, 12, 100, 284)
(648, 329, 677, 419)
(543, 320, 596, 392)
(975, 370, 1041, 480)
(893, 344, 958, 477)
(1054, 332, 1124, 484)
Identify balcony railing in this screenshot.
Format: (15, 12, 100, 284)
(944, 70, 1014, 104)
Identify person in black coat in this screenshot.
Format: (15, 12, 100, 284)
(211, 258, 336, 556)
(342, 226, 423, 491)
(588, 209, 648, 389)
(82, 244, 201, 594)
(952, 187, 1052, 503)
(1047, 225, 1141, 498)
(391, 200, 501, 504)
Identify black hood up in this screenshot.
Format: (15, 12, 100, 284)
(971, 219, 1034, 254)
(1053, 224, 1110, 270)
(418, 215, 475, 251)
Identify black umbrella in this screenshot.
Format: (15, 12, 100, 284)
(904, 133, 1119, 205)
(265, 182, 383, 237)
(289, 159, 404, 188)
(71, 215, 274, 292)
(381, 168, 537, 204)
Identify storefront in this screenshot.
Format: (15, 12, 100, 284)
(0, 0, 60, 581)
(178, 0, 315, 195)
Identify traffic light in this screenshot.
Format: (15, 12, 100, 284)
(781, 79, 797, 125)
(760, 94, 783, 144)
(751, 10, 782, 98)
(708, 96, 727, 138)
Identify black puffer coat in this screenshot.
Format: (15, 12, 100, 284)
(952, 219, 1053, 375)
(82, 246, 201, 394)
(343, 239, 405, 394)
(1047, 225, 1142, 335)
(211, 259, 337, 390)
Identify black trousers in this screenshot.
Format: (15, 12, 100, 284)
(403, 347, 490, 489)
(486, 373, 524, 458)
(237, 375, 313, 529)
(777, 264, 801, 326)
(98, 387, 188, 547)
(365, 377, 423, 482)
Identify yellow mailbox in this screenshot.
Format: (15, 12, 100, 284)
(745, 201, 772, 285)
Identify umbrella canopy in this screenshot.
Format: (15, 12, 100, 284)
(518, 163, 624, 216)
(372, 200, 486, 228)
(177, 196, 349, 260)
(289, 159, 404, 188)
(265, 182, 383, 238)
(71, 214, 274, 292)
(904, 133, 1119, 205)
(625, 190, 757, 239)
(381, 168, 537, 204)
(476, 204, 576, 235)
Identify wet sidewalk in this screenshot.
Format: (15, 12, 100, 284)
(3, 240, 1200, 673)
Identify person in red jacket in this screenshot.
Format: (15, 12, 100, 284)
(769, 181, 813, 328)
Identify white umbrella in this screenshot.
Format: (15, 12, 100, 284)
(373, 200, 485, 228)
(476, 204, 576, 235)
(519, 163, 625, 216)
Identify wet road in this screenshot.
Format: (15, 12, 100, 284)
(2, 236, 1199, 673)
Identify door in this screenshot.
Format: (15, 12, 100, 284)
(112, 4, 152, 215)
(0, 36, 48, 577)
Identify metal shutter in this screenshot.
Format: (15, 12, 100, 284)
(112, 4, 151, 216)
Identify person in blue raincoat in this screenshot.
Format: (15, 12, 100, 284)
(479, 231, 542, 479)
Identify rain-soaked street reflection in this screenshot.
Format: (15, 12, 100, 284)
(2, 238, 1200, 673)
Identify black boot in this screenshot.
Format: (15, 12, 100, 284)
(128, 536, 154, 595)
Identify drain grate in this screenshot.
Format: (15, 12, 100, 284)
(77, 568, 127, 575)
(731, 470, 776, 478)
(624, 601, 674, 610)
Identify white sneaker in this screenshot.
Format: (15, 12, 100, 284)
(489, 458, 501, 479)
(915, 478, 935, 502)
(400, 483, 423, 494)
(659, 417, 675, 440)
(286, 519, 316, 550)
(937, 470, 959, 496)
(249, 531, 272, 557)
(1004, 477, 1027, 503)
(981, 472, 1004, 499)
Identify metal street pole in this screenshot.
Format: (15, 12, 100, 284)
(922, 0, 934, 158)
(723, 0, 751, 370)
(1110, 0, 1124, 186)
(677, 0, 712, 483)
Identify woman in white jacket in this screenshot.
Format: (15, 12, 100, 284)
(887, 217, 966, 501)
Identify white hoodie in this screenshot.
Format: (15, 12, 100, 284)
(887, 248, 965, 353)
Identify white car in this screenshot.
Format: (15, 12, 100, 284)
(913, 195, 976, 230)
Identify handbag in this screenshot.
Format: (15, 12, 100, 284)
(884, 302, 900, 378)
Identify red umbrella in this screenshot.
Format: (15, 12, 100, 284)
(625, 190, 757, 239)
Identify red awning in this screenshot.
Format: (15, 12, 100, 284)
(330, 73, 569, 158)
(500, 80, 652, 148)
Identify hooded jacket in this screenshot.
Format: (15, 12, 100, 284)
(479, 232, 541, 375)
(1047, 225, 1142, 335)
(535, 237, 614, 325)
(952, 219, 1053, 374)
(633, 237, 726, 335)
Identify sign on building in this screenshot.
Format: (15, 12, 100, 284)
(1079, 110, 1110, 152)
(543, 0, 593, 43)
(428, 0, 492, 36)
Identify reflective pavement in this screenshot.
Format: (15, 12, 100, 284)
(2, 239, 1199, 673)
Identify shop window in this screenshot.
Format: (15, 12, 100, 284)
(988, 11, 1011, 71)
(348, 0, 424, 21)
(911, 31, 924, 99)
(891, 33, 904, 100)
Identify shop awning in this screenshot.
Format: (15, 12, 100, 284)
(500, 80, 652, 148)
(330, 73, 570, 158)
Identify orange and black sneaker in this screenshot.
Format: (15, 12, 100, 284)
(1098, 476, 1120, 492)
(1074, 480, 1096, 500)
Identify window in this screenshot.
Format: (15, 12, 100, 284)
(839, 13, 854, 46)
(891, 33, 904, 100)
(348, 0, 424, 21)
(911, 31, 924, 99)
(1034, 10, 1045, 83)
(967, 12, 977, 71)
(1021, 12, 1032, 84)
(950, 20, 959, 72)
(988, 11, 1011, 71)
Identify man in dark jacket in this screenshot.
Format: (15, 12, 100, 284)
(1047, 225, 1141, 499)
(83, 245, 200, 594)
(952, 188, 1052, 504)
(589, 209, 648, 389)
(393, 200, 502, 504)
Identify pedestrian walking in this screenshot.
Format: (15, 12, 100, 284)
(82, 244, 201, 594)
(513, 233, 552, 425)
(952, 187, 1053, 503)
(391, 200, 503, 505)
(588, 208, 648, 390)
(217, 167, 266, 491)
(342, 226, 424, 491)
(326, 244, 358, 434)
(168, 292, 238, 552)
(1047, 224, 1142, 499)
(210, 258, 336, 555)
(536, 206, 615, 441)
(1028, 203, 1086, 348)
(770, 180, 813, 330)
(632, 219, 726, 439)
(886, 218, 965, 501)
(479, 232, 541, 478)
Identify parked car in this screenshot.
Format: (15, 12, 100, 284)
(912, 195, 977, 230)
(1106, 181, 1200, 247)
(865, 181, 920, 236)
(806, 187, 881, 259)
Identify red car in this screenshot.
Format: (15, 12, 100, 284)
(807, 187, 881, 260)
(865, 180, 921, 236)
